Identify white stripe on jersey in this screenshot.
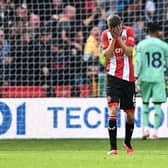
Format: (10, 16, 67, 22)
(107, 56, 117, 76)
(107, 31, 117, 76)
(123, 55, 130, 81)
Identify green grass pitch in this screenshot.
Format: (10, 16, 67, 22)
(0, 139, 168, 168)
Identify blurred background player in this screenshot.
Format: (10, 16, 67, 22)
(102, 15, 136, 155)
(134, 22, 168, 140)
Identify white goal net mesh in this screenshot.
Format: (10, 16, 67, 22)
(0, 0, 167, 98)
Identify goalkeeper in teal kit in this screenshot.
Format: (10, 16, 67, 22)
(134, 22, 168, 139)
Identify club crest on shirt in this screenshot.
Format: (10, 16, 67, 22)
(107, 32, 112, 42)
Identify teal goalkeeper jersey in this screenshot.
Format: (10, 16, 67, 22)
(134, 37, 168, 82)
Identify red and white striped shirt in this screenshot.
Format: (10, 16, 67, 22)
(101, 26, 135, 82)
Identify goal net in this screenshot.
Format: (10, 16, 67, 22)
(0, 0, 167, 98)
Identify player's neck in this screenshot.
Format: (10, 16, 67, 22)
(149, 33, 158, 38)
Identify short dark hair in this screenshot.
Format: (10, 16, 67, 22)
(147, 22, 161, 33)
(107, 15, 121, 28)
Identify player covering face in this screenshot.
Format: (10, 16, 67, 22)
(102, 15, 136, 155)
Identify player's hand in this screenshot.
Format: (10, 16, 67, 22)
(113, 26, 121, 38)
(110, 28, 117, 39)
(135, 79, 141, 93)
(110, 26, 121, 39)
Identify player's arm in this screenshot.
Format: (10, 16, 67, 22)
(117, 37, 133, 56)
(103, 38, 116, 59)
(134, 45, 142, 78)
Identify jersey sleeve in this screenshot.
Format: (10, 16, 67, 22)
(101, 31, 109, 49)
(163, 41, 168, 67)
(125, 27, 135, 46)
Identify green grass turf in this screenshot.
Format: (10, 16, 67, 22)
(0, 139, 168, 168)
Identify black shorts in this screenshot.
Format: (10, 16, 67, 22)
(106, 75, 135, 110)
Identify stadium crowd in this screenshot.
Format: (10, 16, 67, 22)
(0, 0, 167, 97)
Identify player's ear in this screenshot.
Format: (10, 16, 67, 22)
(157, 31, 163, 39)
